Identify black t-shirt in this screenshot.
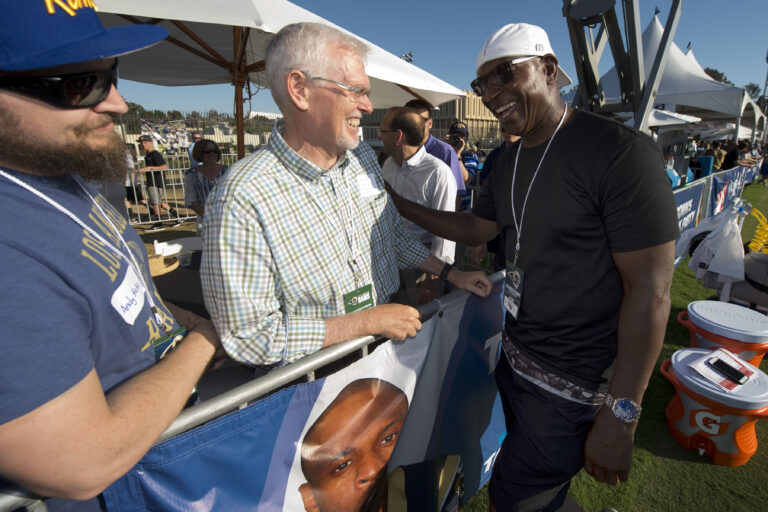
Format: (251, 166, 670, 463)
(472, 110, 679, 387)
(144, 150, 166, 187)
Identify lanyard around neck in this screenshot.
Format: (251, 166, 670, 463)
(510, 105, 568, 266)
(0, 169, 172, 336)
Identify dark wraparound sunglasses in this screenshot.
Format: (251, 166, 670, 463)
(0, 61, 118, 109)
(470, 56, 537, 97)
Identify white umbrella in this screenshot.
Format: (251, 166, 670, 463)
(97, 0, 465, 157)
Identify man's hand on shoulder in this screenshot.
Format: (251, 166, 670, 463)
(583, 406, 636, 486)
(448, 268, 491, 298)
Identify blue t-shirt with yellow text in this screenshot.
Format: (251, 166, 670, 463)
(0, 169, 180, 425)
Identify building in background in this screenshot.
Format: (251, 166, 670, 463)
(363, 92, 500, 152)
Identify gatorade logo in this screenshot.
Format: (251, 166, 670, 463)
(694, 411, 721, 435)
(45, 0, 98, 17)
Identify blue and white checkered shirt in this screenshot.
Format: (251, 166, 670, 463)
(201, 122, 429, 366)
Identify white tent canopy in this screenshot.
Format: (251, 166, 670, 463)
(97, 0, 467, 156)
(97, 0, 464, 109)
(621, 109, 701, 127)
(600, 17, 744, 117)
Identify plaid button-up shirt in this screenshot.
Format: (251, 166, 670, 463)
(201, 123, 429, 366)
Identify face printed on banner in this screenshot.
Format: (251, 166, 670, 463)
(299, 378, 409, 512)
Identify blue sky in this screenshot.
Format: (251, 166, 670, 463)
(118, 0, 768, 114)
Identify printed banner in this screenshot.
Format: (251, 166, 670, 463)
(389, 278, 506, 510)
(140, 119, 188, 151)
(101, 278, 506, 511)
(709, 167, 747, 217)
(672, 181, 706, 235)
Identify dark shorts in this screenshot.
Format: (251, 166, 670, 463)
(489, 356, 599, 512)
(125, 185, 143, 203)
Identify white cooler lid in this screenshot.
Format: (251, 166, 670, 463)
(671, 348, 768, 409)
(687, 300, 768, 344)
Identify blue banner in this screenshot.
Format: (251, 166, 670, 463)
(101, 279, 506, 511)
(709, 167, 748, 217)
(390, 279, 506, 510)
(672, 181, 705, 235)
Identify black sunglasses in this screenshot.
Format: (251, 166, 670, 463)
(0, 61, 118, 109)
(203, 149, 219, 155)
(470, 56, 538, 97)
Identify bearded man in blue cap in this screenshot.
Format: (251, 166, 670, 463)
(0, 3, 224, 510)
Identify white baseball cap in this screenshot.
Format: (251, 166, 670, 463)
(476, 23, 573, 89)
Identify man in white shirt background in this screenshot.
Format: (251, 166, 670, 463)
(380, 107, 457, 305)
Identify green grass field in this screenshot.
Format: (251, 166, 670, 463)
(464, 182, 768, 512)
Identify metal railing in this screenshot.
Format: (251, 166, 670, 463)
(0, 297, 447, 511)
(124, 152, 242, 227)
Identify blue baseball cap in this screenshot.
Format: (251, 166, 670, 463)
(0, 1, 167, 72)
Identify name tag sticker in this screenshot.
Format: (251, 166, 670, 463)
(111, 266, 146, 325)
(356, 173, 380, 197)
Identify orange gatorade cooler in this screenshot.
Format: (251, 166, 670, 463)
(661, 348, 768, 466)
(677, 300, 768, 365)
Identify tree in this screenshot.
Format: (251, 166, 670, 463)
(244, 115, 274, 135)
(704, 67, 733, 85)
(125, 101, 147, 117)
(123, 101, 147, 134)
(744, 82, 761, 100)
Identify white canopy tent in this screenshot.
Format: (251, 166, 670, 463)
(600, 17, 743, 115)
(588, 16, 765, 141)
(97, 0, 465, 157)
(620, 109, 700, 128)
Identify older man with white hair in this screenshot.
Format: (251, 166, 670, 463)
(201, 23, 490, 371)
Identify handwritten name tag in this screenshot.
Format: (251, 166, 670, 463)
(111, 266, 146, 325)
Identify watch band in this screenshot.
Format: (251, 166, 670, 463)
(603, 394, 642, 423)
(438, 262, 453, 282)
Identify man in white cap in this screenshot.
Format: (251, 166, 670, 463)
(387, 23, 678, 511)
(0, 3, 223, 509)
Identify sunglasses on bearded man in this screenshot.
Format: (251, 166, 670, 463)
(0, 60, 118, 109)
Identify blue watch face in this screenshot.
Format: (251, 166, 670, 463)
(615, 398, 639, 422)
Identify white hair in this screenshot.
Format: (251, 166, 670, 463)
(266, 22, 368, 111)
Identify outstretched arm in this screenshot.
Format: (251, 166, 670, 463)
(386, 183, 499, 246)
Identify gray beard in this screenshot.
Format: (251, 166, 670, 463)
(0, 108, 129, 183)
